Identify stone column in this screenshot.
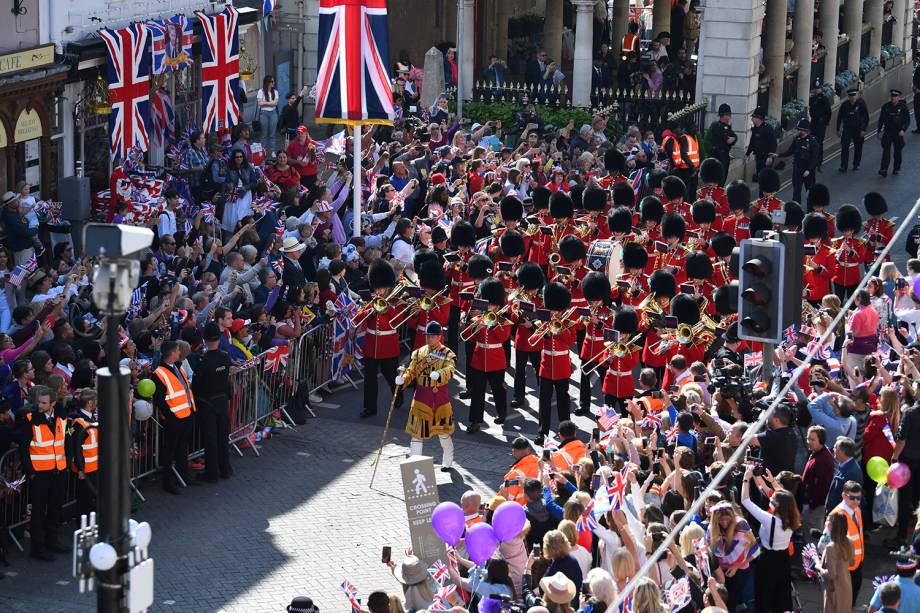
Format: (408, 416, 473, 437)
(821, 0, 840, 84)
(696, 0, 765, 179)
(653, 0, 671, 38)
(422, 47, 447, 109)
(572, 0, 595, 107)
(495, 0, 511, 62)
(544, 0, 565, 64)
(612, 0, 630, 55)
(459, 0, 475, 101)
(843, 0, 864, 72)
(793, 0, 815, 100)
(764, 0, 787, 117)
(891, 0, 906, 51)
(866, 0, 884, 58)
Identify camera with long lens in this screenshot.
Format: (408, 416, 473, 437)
(491, 594, 526, 612)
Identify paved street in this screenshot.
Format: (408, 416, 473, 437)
(2, 125, 918, 612)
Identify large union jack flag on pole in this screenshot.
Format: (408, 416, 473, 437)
(99, 24, 152, 158)
(196, 4, 241, 133)
(315, 0, 395, 125)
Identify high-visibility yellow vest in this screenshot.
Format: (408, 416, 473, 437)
(153, 365, 196, 419)
(26, 412, 66, 471)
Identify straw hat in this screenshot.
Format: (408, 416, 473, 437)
(539, 572, 576, 604)
(393, 555, 428, 586)
(279, 236, 305, 253)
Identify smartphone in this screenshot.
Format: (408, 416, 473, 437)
(592, 427, 600, 441)
(505, 478, 521, 487)
(705, 436, 717, 447)
(582, 581, 591, 596)
(641, 436, 649, 448)
(747, 446, 762, 461)
(532, 544, 541, 557)
(652, 460, 662, 473)
(591, 474, 601, 490)
(542, 449, 552, 461)
(497, 261, 513, 272)
(617, 279, 631, 289)
(381, 546, 392, 563)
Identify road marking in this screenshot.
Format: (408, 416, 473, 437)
(55, 580, 69, 586)
(297, 452, 310, 457)
(316, 402, 340, 409)
(163, 600, 176, 606)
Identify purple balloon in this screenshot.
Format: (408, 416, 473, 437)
(913, 276, 920, 302)
(465, 522, 498, 565)
(492, 501, 526, 542)
(888, 462, 912, 489)
(431, 502, 465, 546)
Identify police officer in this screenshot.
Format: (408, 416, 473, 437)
(809, 83, 832, 169)
(836, 89, 869, 172)
(779, 119, 819, 203)
(192, 322, 233, 481)
(707, 103, 736, 183)
(878, 89, 911, 177)
(746, 106, 777, 181)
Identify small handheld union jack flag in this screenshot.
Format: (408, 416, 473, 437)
(428, 560, 449, 585)
(575, 498, 599, 532)
(607, 469, 628, 510)
(665, 425, 679, 442)
(883, 423, 896, 446)
(430, 584, 456, 611)
(641, 412, 662, 430)
(275, 218, 286, 239)
(264, 345, 289, 374)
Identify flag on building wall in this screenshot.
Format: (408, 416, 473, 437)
(263, 0, 276, 16)
(98, 24, 152, 158)
(147, 15, 193, 74)
(196, 4, 241, 133)
(315, 0, 395, 125)
(150, 87, 175, 145)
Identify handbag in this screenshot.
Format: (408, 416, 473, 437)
(251, 103, 262, 133)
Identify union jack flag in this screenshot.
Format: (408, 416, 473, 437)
(199, 201, 215, 223)
(542, 431, 560, 451)
(576, 498, 600, 532)
(883, 423, 896, 446)
(340, 579, 366, 613)
(333, 292, 364, 379)
(428, 560, 449, 585)
(744, 352, 763, 369)
(873, 574, 895, 591)
(598, 405, 620, 431)
(340, 579, 358, 597)
(252, 196, 278, 216)
(147, 15, 193, 74)
(783, 326, 798, 345)
(641, 412, 662, 430)
(271, 258, 285, 276)
(263, 0, 276, 16)
(275, 218, 286, 239)
(628, 167, 646, 195)
(150, 87, 175, 145)
(619, 594, 633, 612)
(430, 584, 456, 611)
(315, 0, 395, 125)
(99, 24, 152, 158)
(806, 340, 832, 360)
(826, 357, 841, 378)
(125, 281, 148, 323)
(693, 537, 710, 578)
(665, 425, 679, 442)
(197, 5, 241, 133)
(608, 469, 628, 510)
(264, 345, 289, 374)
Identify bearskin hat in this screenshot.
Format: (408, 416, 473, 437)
(611, 182, 635, 208)
(864, 192, 888, 216)
(516, 261, 546, 291)
(582, 272, 611, 302)
(758, 168, 780, 193)
(686, 251, 714, 280)
(647, 168, 668, 191)
(660, 213, 686, 240)
(500, 195, 524, 221)
(467, 254, 493, 279)
(580, 186, 604, 212)
(807, 183, 830, 209)
(479, 277, 506, 306)
(549, 190, 575, 219)
(670, 293, 701, 325)
(803, 212, 829, 240)
(499, 231, 525, 258)
(608, 206, 634, 234)
(614, 307, 639, 334)
(605, 148, 626, 174)
(748, 212, 772, 239)
(649, 269, 677, 298)
(699, 158, 724, 184)
(417, 261, 446, 290)
(726, 180, 751, 212)
(640, 196, 664, 223)
(783, 201, 804, 229)
(836, 204, 862, 232)
(368, 259, 396, 290)
(710, 232, 736, 258)
(413, 248, 438, 272)
(543, 281, 572, 311)
(662, 175, 686, 201)
(559, 234, 587, 263)
(570, 185, 584, 210)
(691, 199, 716, 225)
(450, 221, 476, 248)
(622, 241, 649, 270)
(532, 186, 552, 211)
(714, 282, 739, 316)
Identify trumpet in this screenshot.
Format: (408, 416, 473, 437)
(352, 281, 410, 327)
(637, 292, 663, 315)
(390, 286, 448, 328)
(459, 306, 512, 341)
(527, 306, 579, 345)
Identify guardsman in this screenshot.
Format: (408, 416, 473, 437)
(192, 322, 233, 481)
(611, 179, 638, 216)
(502, 437, 541, 505)
(19, 385, 68, 561)
(831, 204, 867, 301)
(544, 191, 578, 257)
(67, 388, 98, 519)
(781, 201, 805, 232)
(641, 270, 677, 382)
(528, 187, 552, 269)
(721, 181, 751, 244)
(696, 158, 729, 217)
(778, 118, 819, 203)
(579, 186, 611, 241)
(607, 206, 636, 247)
(666, 293, 709, 374)
(460, 254, 494, 378)
(654, 213, 688, 285)
(748, 211, 773, 240)
(878, 89, 911, 177)
(536, 282, 577, 445)
(578, 272, 613, 415)
(690, 199, 720, 243)
(551, 420, 587, 471)
(399, 321, 457, 472)
(555, 235, 589, 348)
(614, 242, 650, 307)
(807, 183, 836, 242)
(601, 307, 642, 415)
(685, 251, 715, 315)
(709, 233, 737, 288)
(152, 341, 196, 494)
(496, 231, 526, 292)
(662, 175, 690, 221)
(445, 221, 477, 354)
(358, 260, 403, 418)
(489, 195, 527, 257)
(409, 249, 451, 350)
(863, 192, 894, 263)
(638, 196, 665, 275)
(645, 168, 668, 204)
(750, 168, 783, 215)
(707, 104, 736, 182)
(809, 83, 832, 169)
(803, 213, 837, 306)
(746, 107, 777, 181)
(599, 149, 629, 190)
(837, 89, 869, 172)
(466, 277, 511, 433)
(511, 262, 546, 407)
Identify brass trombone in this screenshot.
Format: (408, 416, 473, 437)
(527, 306, 579, 345)
(390, 286, 448, 328)
(583, 333, 643, 375)
(459, 306, 512, 341)
(352, 280, 411, 327)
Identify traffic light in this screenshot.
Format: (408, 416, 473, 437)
(738, 238, 786, 343)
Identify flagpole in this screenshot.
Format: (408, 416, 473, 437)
(353, 123, 362, 238)
(456, 0, 464, 120)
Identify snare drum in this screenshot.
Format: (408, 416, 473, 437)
(587, 239, 623, 283)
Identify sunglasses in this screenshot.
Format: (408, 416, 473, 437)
(845, 494, 862, 501)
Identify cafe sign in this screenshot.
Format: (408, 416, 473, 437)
(0, 45, 55, 78)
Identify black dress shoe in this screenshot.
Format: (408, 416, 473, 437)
(195, 472, 219, 483)
(838, 167, 847, 173)
(913, 129, 920, 133)
(466, 422, 480, 434)
(574, 407, 591, 416)
(510, 397, 524, 408)
(359, 409, 377, 418)
(879, 169, 888, 177)
(535, 434, 545, 446)
(30, 550, 55, 562)
(494, 415, 506, 425)
(440, 466, 454, 473)
(458, 390, 471, 400)
(46, 542, 71, 554)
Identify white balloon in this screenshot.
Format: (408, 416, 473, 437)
(89, 542, 117, 571)
(132, 521, 152, 549)
(128, 519, 138, 533)
(133, 400, 153, 421)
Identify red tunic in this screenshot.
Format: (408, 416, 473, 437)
(410, 297, 452, 350)
(720, 215, 750, 244)
(653, 248, 688, 285)
(580, 306, 614, 362)
(710, 260, 734, 288)
(602, 350, 640, 398)
(447, 251, 473, 302)
(750, 195, 782, 216)
(512, 293, 544, 352)
(361, 306, 401, 359)
(577, 212, 611, 242)
(697, 185, 729, 217)
(832, 236, 867, 287)
(817, 211, 836, 244)
(804, 243, 837, 302)
(539, 326, 576, 380)
(864, 217, 894, 259)
(470, 320, 512, 372)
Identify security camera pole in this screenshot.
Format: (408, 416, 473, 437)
(81, 223, 155, 613)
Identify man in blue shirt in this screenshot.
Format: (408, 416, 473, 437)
(869, 558, 920, 612)
(808, 391, 857, 447)
(826, 437, 863, 511)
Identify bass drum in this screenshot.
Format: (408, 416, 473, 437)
(586, 239, 624, 284)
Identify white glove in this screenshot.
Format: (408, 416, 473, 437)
(430, 371, 440, 381)
(395, 375, 405, 385)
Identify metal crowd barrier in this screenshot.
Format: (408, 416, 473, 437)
(0, 322, 339, 550)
